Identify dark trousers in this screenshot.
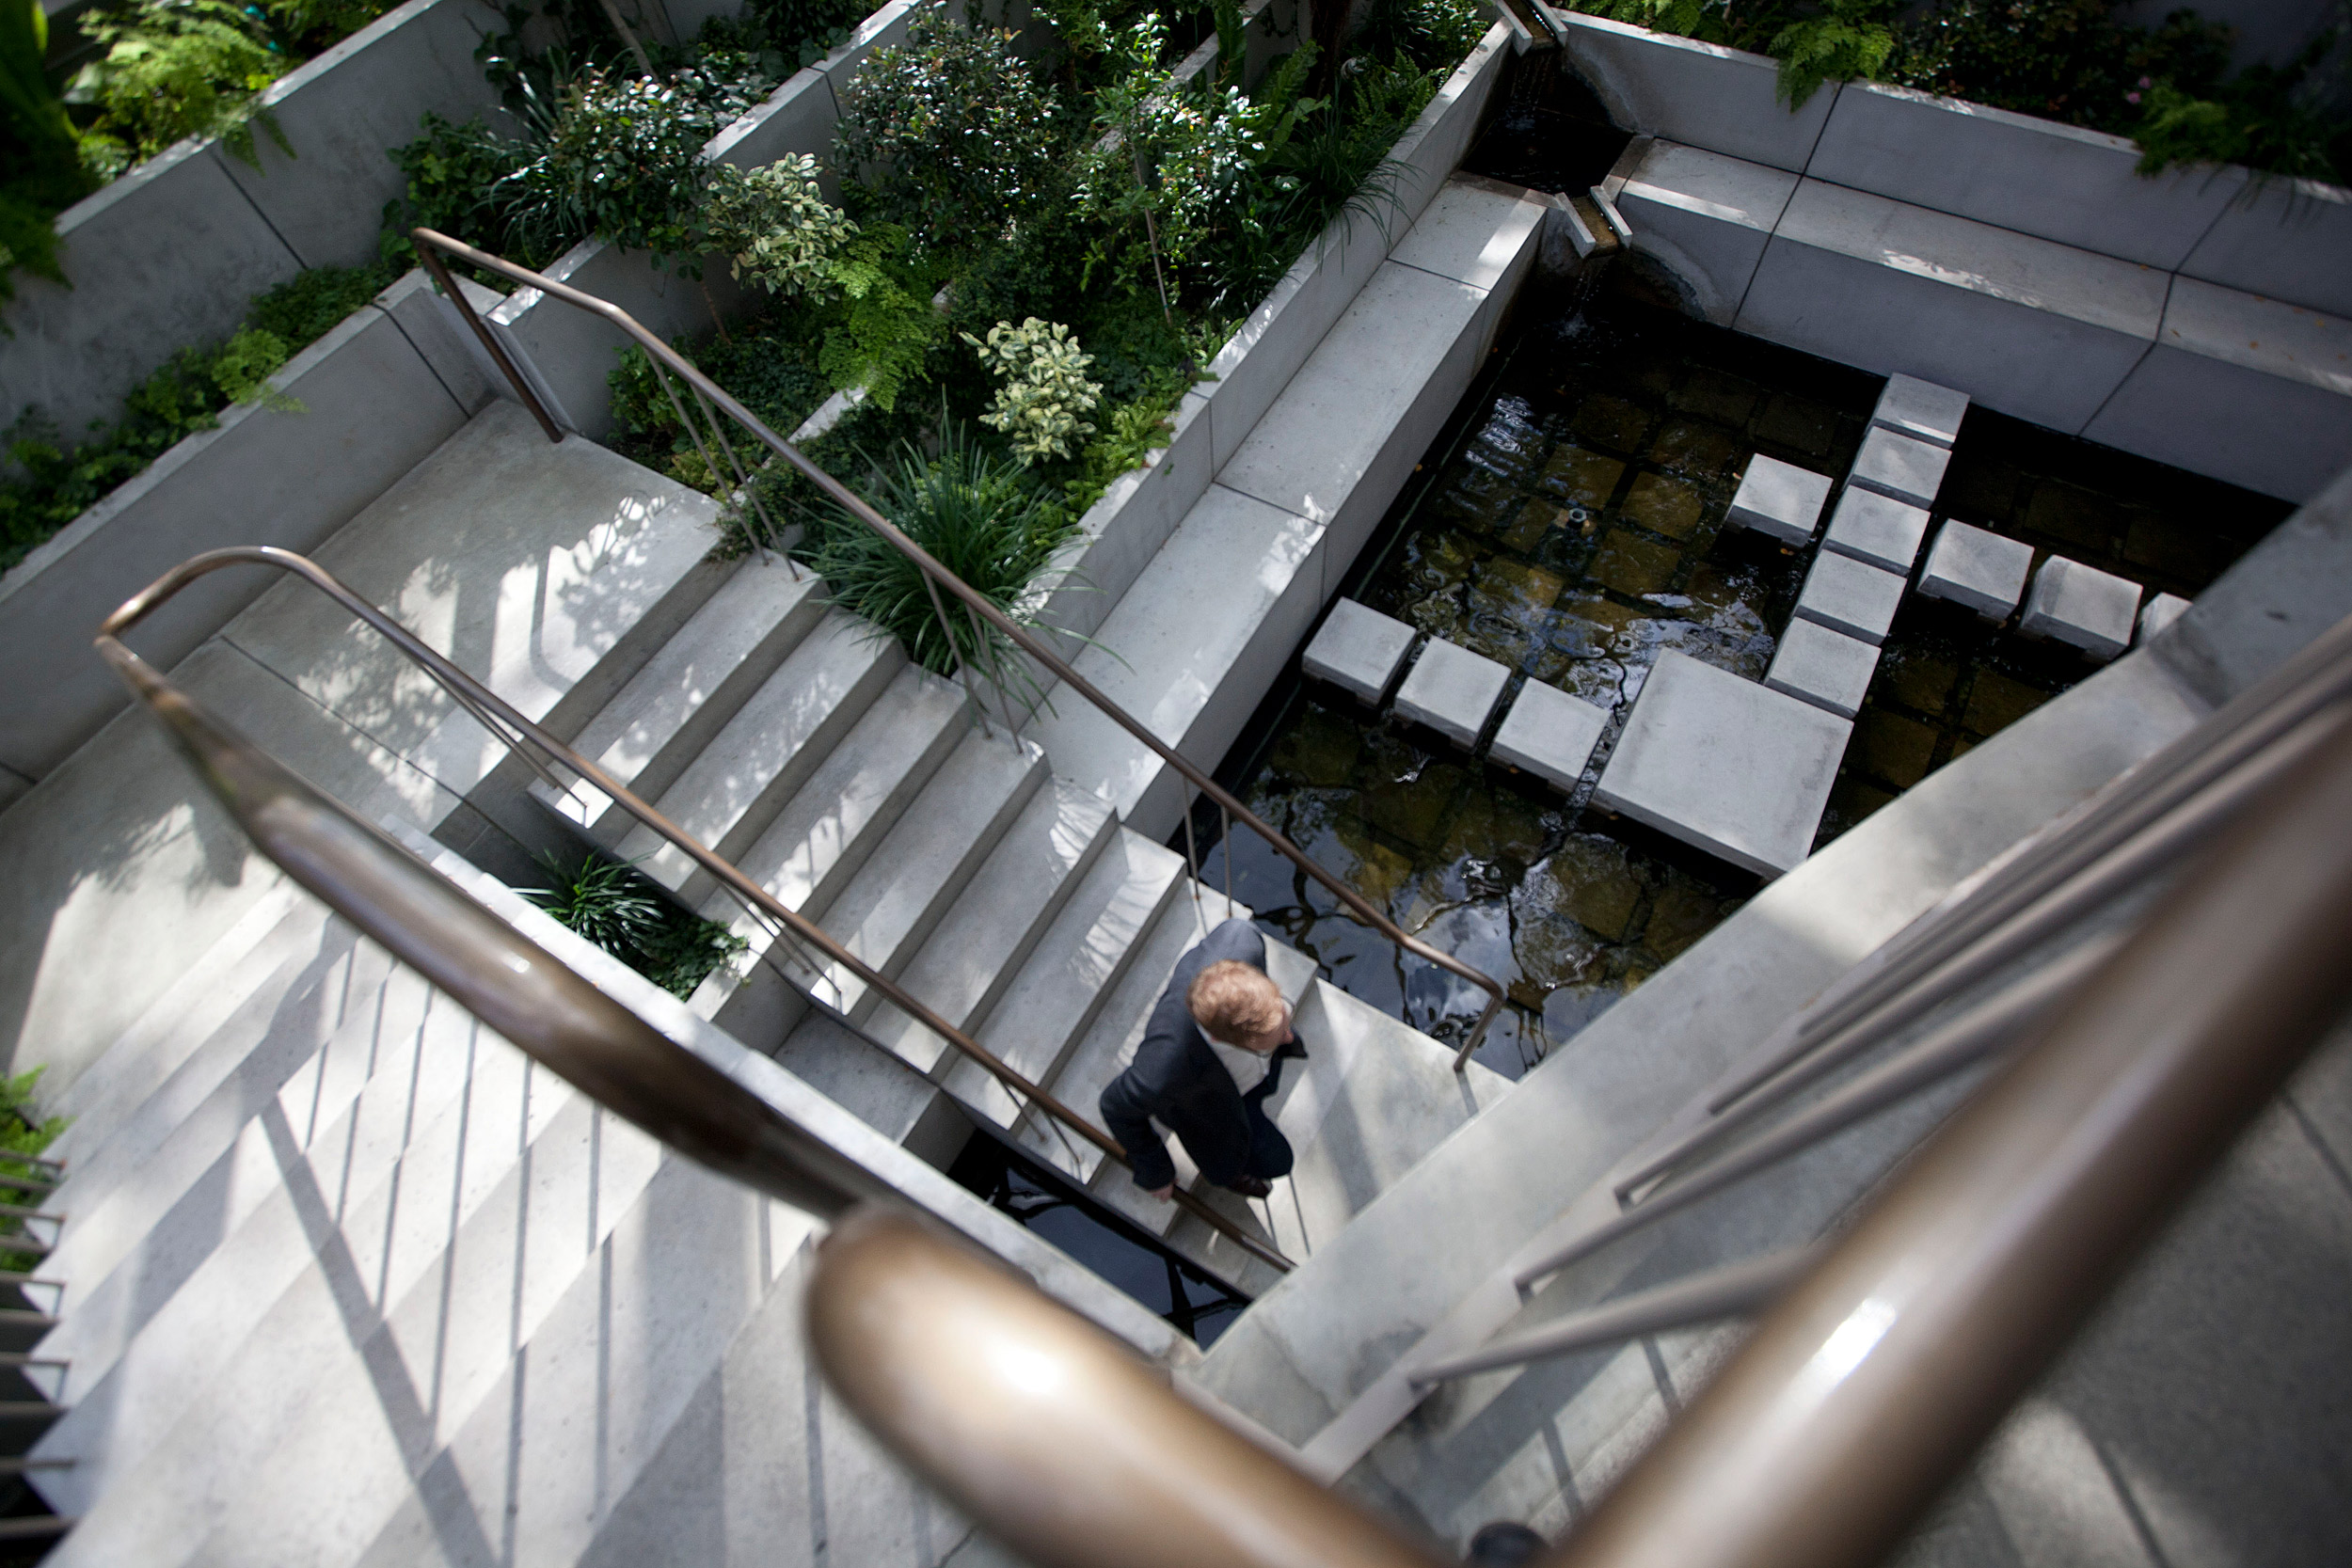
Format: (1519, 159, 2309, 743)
(1239, 1056, 1296, 1181)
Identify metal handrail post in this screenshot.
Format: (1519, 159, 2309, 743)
(98, 547, 1293, 1274)
(408, 229, 1512, 1071)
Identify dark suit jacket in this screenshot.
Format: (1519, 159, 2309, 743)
(1099, 918, 1267, 1191)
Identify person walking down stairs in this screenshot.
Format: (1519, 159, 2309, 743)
(1101, 919, 1308, 1201)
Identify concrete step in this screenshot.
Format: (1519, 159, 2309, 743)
(613, 610, 904, 895)
(555, 1223, 972, 1568)
(858, 778, 1120, 1078)
(40, 879, 306, 1171)
(214, 1148, 771, 1568)
(698, 723, 1044, 1052)
(43, 1059, 658, 1568)
(786, 726, 1049, 1028)
(945, 831, 1187, 1132)
(690, 662, 968, 935)
(528, 558, 829, 845)
(36, 906, 371, 1291)
(28, 978, 563, 1519)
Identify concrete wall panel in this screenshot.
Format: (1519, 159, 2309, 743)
(216, 0, 508, 270)
(0, 145, 302, 453)
(0, 306, 470, 779)
(1737, 237, 2153, 435)
(1616, 142, 1796, 325)
(2085, 344, 2352, 503)
(1559, 12, 1836, 174)
(2179, 179, 2352, 321)
(1807, 84, 2248, 270)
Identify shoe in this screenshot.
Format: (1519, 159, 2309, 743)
(1225, 1174, 1274, 1198)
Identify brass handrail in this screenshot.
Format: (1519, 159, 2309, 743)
(96, 548, 1293, 1274)
(410, 227, 1513, 1069)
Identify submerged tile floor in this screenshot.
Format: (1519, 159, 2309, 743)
(1200, 282, 2288, 1081)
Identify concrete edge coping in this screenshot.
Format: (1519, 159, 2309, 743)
(1040, 22, 1514, 597)
(0, 295, 398, 611)
(393, 816, 1202, 1368)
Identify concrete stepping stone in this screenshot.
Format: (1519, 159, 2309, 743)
(1795, 550, 1907, 645)
(1394, 639, 1512, 749)
(1490, 681, 1611, 791)
(1765, 619, 1883, 720)
(1850, 425, 1951, 508)
(1872, 372, 1970, 448)
(1821, 487, 1931, 572)
(1594, 650, 1850, 879)
(2138, 591, 2191, 642)
(1302, 599, 1417, 705)
(1918, 520, 2034, 620)
(1726, 454, 1833, 545)
(2021, 555, 2141, 661)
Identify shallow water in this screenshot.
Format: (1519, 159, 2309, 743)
(1200, 282, 2286, 1081)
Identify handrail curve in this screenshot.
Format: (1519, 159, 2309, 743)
(96, 547, 1293, 1273)
(410, 227, 1513, 1069)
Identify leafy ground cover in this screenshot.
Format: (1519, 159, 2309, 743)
(597, 0, 1488, 691)
(1569, 0, 2351, 182)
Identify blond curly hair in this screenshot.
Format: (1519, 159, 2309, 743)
(1186, 960, 1286, 1045)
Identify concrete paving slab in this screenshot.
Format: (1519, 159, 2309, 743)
(2021, 556, 2141, 661)
(2139, 592, 2192, 642)
(1872, 372, 1970, 447)
(1302, 599, 1417, 705)
(1821, 486, 1931, 571)
(1594, 650, 1850, 878)
(1795, 550, 1907, 644)
(1765, 619, 1882, 719)
(1726, 453, 1833, 545)
(1394, 640, 1513, 749)
(1489, 681, 1611, 790)
(1918, 520, 2034, 620)
(1850, 424, 1952, 507)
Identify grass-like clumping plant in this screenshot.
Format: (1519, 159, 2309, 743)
(525, 848, 750, 1000)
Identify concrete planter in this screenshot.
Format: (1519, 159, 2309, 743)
(0, 0, 915, 797)
(1028, 21, 1516, 654)
(1, 0, 511, 449)
(1558, 12, 2352, 319)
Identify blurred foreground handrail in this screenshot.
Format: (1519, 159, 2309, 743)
(410, 226, 1511, 1069)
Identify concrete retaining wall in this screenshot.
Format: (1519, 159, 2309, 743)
(1558, 13, 2352, 318)
(0, 0, 510, 448)
(1577, 14, 2352, 503)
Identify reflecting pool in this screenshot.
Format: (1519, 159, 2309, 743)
(1200, 277, 2287, 1081)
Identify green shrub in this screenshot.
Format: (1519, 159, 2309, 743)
(0, 1067, 64, 1274)
(524, 848, 747, 1000)
(701, 154, 858, 300)
(68, 0, 298, 179)
(798, 419, 1078, 699)
(1771, 0, 1899, 109)
(833, 10, 1068, 242)
(965, 317, 1103, 463)
(1, 0, 100, 306)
